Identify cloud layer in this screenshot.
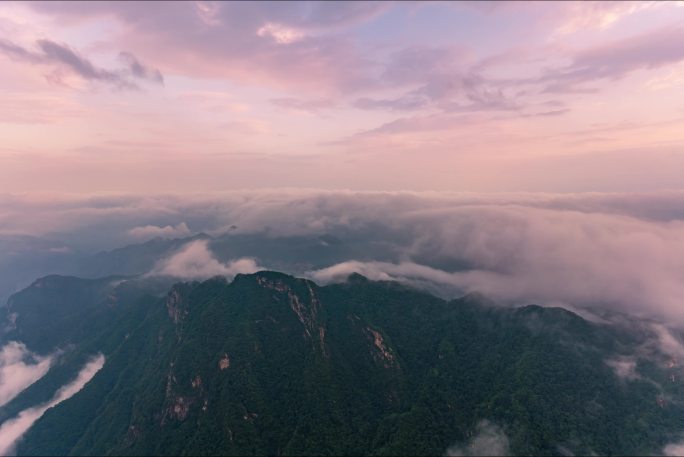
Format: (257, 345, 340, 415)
(150, 239, 261, 280)
(0, 342, 52, 408)
(308, 202, 684, 321)
(5, 190, 684, 322)
(0, 353, 104, 456)
(0, 2, 683, 193)
(127, 222, 191, 240)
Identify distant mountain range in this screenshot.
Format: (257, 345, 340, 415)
(0, 229, 410, 309)
(2, 271, 684, 455)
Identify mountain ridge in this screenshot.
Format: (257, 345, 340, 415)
(2, 271, 684, 455)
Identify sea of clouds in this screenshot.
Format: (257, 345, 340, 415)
(4, 189, 684, 455)
(3, 189, 684, 320)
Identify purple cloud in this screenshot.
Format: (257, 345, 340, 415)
(0, 38, 163, 90)
(23, 1, 387, 95)
(540, 25, 684, 92)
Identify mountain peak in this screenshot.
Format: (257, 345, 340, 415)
(233, 270, 295, 284)
(346, 272, 369, 283)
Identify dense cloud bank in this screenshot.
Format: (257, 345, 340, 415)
(3, 190, 684, 321)
(307, 203, 684, 321)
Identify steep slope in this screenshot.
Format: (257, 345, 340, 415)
(0, 274, 176, 427)
(2, 274, 174, 353)
(8, 272, 684, 456)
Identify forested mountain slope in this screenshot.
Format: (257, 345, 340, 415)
(3, 272, 684, 456)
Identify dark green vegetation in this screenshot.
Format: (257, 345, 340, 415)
(3, 271, 684, 456)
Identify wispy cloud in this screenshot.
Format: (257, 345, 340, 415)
(149, 239, 261, 280)
(0, 342, 52, 408)
(554, 1, 667, 35)
(0, 2, 682, 190)
(664, 441, 684, 456)
(540, 25, 684, 93)
(127, 222, 191, 240)
(118, 51, 164, 85)
(270, 97, 337, 113)
(0, 38, 163, 90)
(605, 356, 640, 381)
(0, 354, 104, 456)
(446, 420, 510, 456)
(22, 1, 385, 94)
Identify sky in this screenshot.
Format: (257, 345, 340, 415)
(1, 1, 684, 193)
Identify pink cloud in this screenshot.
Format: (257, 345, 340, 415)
(540, 25, 684, 92)
(0, 1, 682, 195)
(24, 2, 388, 95)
